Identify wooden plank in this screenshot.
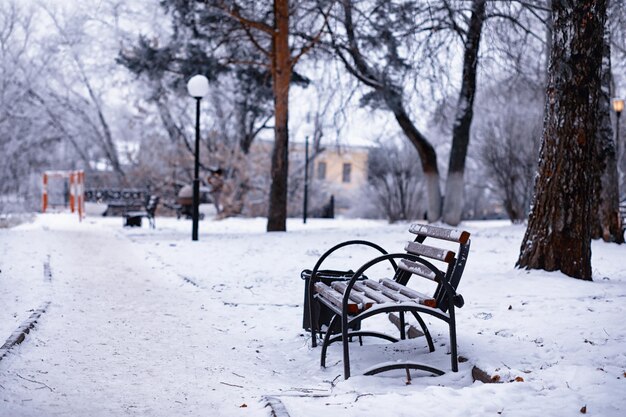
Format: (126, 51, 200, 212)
(330, 281, 376, 310)
(362, 280, 413, 303)
(409, 224, 470, 244)
(380, 278, 433, 300)
(314, 282, 360, 314)
(353, 281, 395, 304)
(405, 241, 456, 263)
(398, 259, 438, 281)
(379, 278, 437, 308)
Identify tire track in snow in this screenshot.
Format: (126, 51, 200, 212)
(43, 255, 53, 282)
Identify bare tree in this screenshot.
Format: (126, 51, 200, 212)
(473, 79, 543, 223)
(367, 139, 426, 222)
(145, 0, 328, 231)
(39, 4, 131, 183)
(478, 116, 540, 222)
(442, 0, 486, 226)
(323, 0, 449, 221)
(0, 2, 72, 211)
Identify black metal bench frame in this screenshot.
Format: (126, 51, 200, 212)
(123, 195, 160, 229)
(307, 224, 471, 379)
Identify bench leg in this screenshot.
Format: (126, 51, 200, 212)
(320, 314, 340, 367)
(410, 311, 435, 352)
(124, 216, 142, 227)
(449, 304, 458, 372)
(309, 293, 319, 348)
(342, 315, 351, 379)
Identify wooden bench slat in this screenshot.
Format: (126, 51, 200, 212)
(331, 282, 376, 310)
(319, 279, 438, 310)
(362, 280, 416, 303)
(409, 224, 470, 244)
(405, 241, 456, 263)
(353, 281, 396, 304)
(380, 278, 437, 308)
(398, 259, 438, 281)
(314, 282, 360, 314)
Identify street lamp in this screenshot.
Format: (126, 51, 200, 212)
(187, 74, 209, 241)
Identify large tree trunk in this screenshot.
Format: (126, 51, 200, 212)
(442, 0, 486, 226)
(266, 0, 291, 232)
(591, 15, 624, 243)
(517, 0, 607, 280)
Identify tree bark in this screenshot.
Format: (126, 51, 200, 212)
(591, 1, 623, 243)
(266, 0, 291, 231)
(442, 0, 486, 226)
(517, 0, 607, 280)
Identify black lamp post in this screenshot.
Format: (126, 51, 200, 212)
(187, 75, 209, 241)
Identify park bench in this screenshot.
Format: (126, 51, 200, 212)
(306, 223, 470, 379)
(85, 189, 147, 216)
(123, 195, 160, 228)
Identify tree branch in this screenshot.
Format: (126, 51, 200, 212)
(215, 1, 273, 35)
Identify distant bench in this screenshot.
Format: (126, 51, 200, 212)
(85, 189, 160, 227)
(85, 189, 147, 216)
(123, 195, 160, 228)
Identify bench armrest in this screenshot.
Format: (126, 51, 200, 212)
(308, 240, 392, 285)
(307, 240, 391, 341)
(437, 276, 464, 308)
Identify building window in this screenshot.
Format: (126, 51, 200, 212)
(342, 163, 352, 183)
(317, 162, 327, 180)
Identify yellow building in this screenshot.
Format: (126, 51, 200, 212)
(254, 139, 370, 216)
(291, 142, 370, 216)
(312, 145, 369, 191)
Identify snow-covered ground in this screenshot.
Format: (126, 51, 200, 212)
(0, 213, 624, 416)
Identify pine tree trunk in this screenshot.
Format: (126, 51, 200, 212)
(266, 0, 291, 232)
(442, 0, 485, 226)
(517, 0, 607, 280)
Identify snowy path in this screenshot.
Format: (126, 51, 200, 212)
(0, 217, 324, 416)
